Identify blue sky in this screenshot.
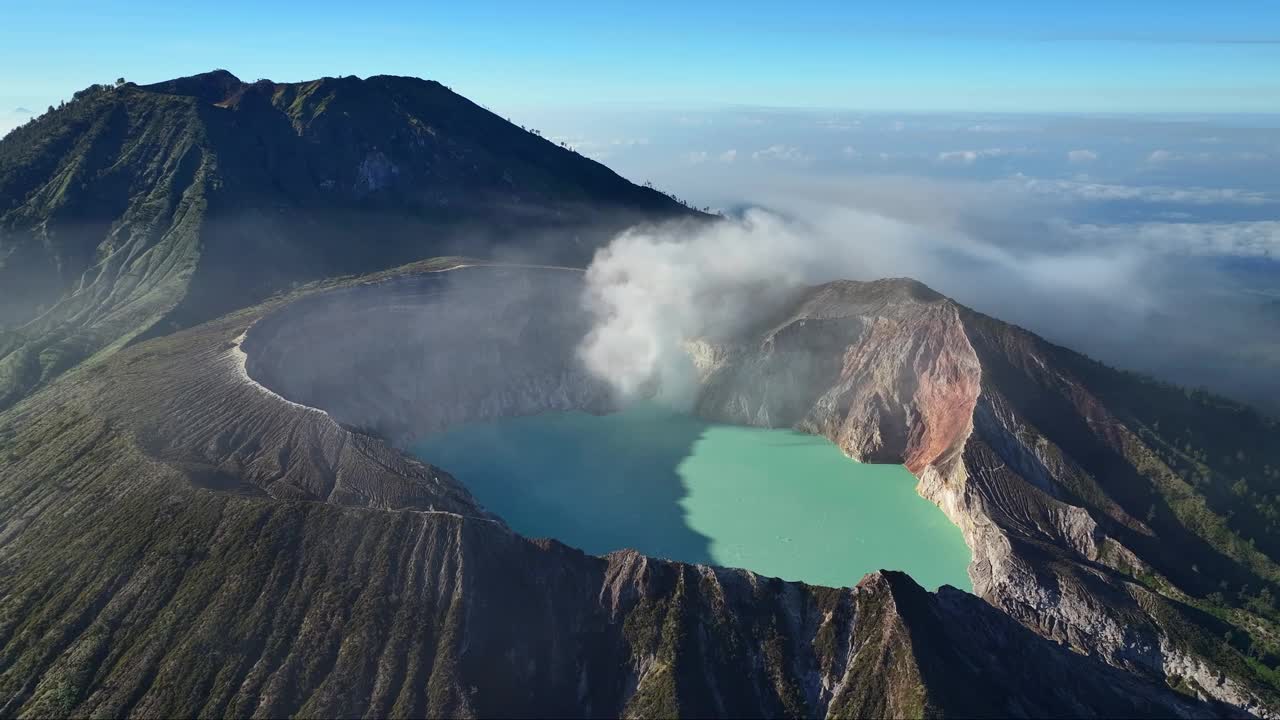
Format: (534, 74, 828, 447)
(2, 0, 1279, 122)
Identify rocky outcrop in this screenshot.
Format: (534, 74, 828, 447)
(0, 263, 1274, 717)
(693, 278, 980, 474)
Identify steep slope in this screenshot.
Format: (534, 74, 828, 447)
(0, 71, 695, 410)
(692, 278, 1280, 714)
(0, 262, 1262, 717)
(0, 265, 1218, 717)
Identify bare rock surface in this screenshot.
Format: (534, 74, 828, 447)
(0, 262, 1274, 717)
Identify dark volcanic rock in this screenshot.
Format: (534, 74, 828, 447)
(0, 262, 1270, 717)
(0, 71, 700, 411)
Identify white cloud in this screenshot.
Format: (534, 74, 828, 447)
(684, 151, 709, 165)
(817, 118, 861, 131)
(1146, 148, 1270, 164)
(967, 123, 1014, 133)
(551, 136, 602, 158)
(13, 107, 33, 114)
(577, 201, 1173, 406)
(676, 115, 712, 126)
(719, 149, 737, 163)
(578, 208, 935, 404)
(547, 135, 650, 162)
(938, 150, 980, 164)
(937, 148, 1028, 164)
(1066, 149, 1098, 164)
(841, 146, 859, 158)
(1068, 220, 1280, 257)
(751, 144, 811, 163)
(1017, 178, 1273, 205)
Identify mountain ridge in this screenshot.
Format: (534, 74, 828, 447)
(0, 70, 699, 410)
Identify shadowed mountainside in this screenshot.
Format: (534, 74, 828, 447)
(0, 70, 698, 410)
(0, 262, 1272, 717)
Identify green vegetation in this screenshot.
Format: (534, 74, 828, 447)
(1073, 361, 1280, 701)
(0, 70, 698, 411)
(827, 585, 927, 719)
(622, 589, 683, 719)
(959, 309, 1280, 706)
(1065, 353, 1280, 590)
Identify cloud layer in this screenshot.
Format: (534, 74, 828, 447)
(511, 106, 1280, 410)
(577, 197, 1166, 408)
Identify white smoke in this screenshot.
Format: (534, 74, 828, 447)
(577, 197, 1158, 410)
(577, 207, 941, 405)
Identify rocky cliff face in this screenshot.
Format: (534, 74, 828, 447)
(0, 263, 1274, 717)
(692, 279, 980, 475)
(690, 276, 1280, 716)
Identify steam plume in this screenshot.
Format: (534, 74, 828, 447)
(577, 199, 1161, 410)
(577, 208, 912, 405)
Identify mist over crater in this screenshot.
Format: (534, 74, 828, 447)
(242, 266, 614, 445)
(240, 263, 975, 588)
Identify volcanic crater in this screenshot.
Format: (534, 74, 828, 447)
(239, 264, 974, 590)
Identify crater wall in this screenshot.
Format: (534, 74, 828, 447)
(234, 266, 1279, 715)
(0, 263, 1252, 717)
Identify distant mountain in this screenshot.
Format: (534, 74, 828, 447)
(0, 71, 696, 409)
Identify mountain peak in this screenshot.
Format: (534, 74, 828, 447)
(0, 69, 699, 408)
(141, 69, 245, 102)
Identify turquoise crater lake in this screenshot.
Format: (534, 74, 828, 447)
(412, 403, 972, 591)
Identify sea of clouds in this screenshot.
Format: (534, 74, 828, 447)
(552, 108, 1280, 410)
